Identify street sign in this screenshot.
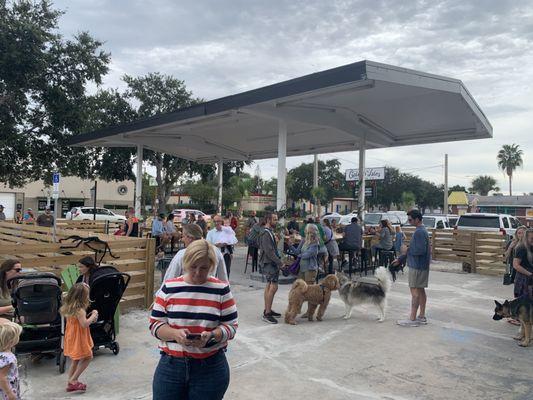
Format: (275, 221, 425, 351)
(345, 167, 385, 181)
(52, 173, 60, 183)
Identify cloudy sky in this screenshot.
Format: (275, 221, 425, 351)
(54, 0, 533, 193)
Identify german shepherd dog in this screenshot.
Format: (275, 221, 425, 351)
(337, 267, 391, 322)
(493, 299, 533, 347)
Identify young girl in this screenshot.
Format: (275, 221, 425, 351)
(394, 225, 406, 254)
(0, 321, 22, 400)
(60, 283, 98, 393)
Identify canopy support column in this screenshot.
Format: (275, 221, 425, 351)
(217, 159, 223, 214)
(313, 154, 318, 216)
(276, 120, 287, 213)
(135, 144, 143, 218)
(357, 137, 366, 222)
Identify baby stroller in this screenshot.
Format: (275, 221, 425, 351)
(85, 266, 130, 355)
(8, 273, 66, 373)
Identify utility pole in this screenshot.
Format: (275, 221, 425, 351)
(91, 181, 97, 220)
(444, 154, 449, 214)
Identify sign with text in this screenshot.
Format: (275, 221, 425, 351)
(52, 172, 60, 199)
(345, 167, 385, 181)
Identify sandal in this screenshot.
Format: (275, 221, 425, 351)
(66, 382, 86, 392)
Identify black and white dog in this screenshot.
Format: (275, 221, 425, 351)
(336, 267, 392, 322)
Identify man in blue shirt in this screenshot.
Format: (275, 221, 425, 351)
(152, 213, 169, 252)
(397, 209, 431, 327)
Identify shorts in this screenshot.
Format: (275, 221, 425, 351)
(297, 270, 317, 284)
(408, 267, 429, 288)
(260, 263, 280, 283)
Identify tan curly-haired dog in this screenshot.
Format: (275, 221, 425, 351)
(284, 274, 340, 325)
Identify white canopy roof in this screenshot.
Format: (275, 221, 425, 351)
(69, 60, 492, 162)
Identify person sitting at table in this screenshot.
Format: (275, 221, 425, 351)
(164, 213, 181, 252)
(371, 219, 394, 263)
(206, 216, 238, 277)
(338, 217, 363, 269)
(195, 214, 208, 238)
(125, 208, 139, 237)
(0, 260, 23, 320)
(75, 256, 99, 286)
(152, 213, 169, 253)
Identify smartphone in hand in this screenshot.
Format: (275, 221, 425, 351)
(186, 333, 201, 340)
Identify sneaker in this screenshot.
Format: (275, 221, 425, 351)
(396, 319, 420, 327)
(262, 313, 278, 324)
(269, 310, 281, 318)
(417, 316, 428, 325)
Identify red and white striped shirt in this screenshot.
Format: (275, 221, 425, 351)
(149, 276, 238, 359)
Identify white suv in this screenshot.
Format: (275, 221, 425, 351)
(423, 215, 451, 229)
(66, 207, 127, 222)
(455, 213, 522, 237)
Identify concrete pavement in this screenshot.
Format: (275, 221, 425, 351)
(22, 247, 531, 399)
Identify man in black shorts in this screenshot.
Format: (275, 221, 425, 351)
(259, 212, 284, 324)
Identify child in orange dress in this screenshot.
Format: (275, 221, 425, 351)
(60, 283, 98, 393)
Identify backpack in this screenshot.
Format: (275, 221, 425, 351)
(246, 224, 261, 248)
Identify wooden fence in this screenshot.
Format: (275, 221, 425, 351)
(0, 222, 155, 311)
(402, 227, 506, 275)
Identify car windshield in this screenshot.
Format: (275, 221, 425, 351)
(422, 217, 436, 227)
(364, 214, 382, 224)
(457, 216, 500, 228)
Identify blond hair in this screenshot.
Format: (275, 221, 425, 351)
(182, 239, 217, 273)
(0, 321, 22, 351)
(304, 224, 319, 247)
(60, 283, 90, 317)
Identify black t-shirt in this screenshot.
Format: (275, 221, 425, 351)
(515, 246, 533, 273)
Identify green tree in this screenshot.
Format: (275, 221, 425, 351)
(401, 191, 416, 210)
(449, 185, 467, 192)
(182, 181, 217, 211)
(469, 175, 499, 196)
(0, 0, 110, 186)
(497, 144, 523, 195)
(120, 73, 205, 213)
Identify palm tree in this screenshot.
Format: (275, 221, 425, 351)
(469, 175, 499, 196)
(497, 144, 523, 196)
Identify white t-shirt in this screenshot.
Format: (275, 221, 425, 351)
(163, 246, 228, 283)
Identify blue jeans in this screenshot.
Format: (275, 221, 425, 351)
(153, 350, 230, 400)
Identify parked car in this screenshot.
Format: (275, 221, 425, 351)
(320, 212, 342, 224)
(455, 213, 522, 237)
(172, 209, 211, 223)
(447, 214, 459, 227)
(66, 207, 127, 222)
(388, 211, 408, 225)
(422, 215, 451, 229)
(339, 212, 402, 228)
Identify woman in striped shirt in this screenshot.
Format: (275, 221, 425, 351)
(150, 239, 238, 400)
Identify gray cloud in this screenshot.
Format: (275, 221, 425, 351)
(53, 0, 533, 193)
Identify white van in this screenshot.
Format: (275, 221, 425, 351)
(455, 213, 522, 237)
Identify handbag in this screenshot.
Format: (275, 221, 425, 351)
(288, 258, 301, 275)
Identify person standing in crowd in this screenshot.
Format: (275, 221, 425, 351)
(36, 206, 54, 227)
(397, 209, 431, 327)
(164, 224, 228, 282)
(0, 260, 22, 321)
(504, 226, 526, 326)
(287, 215, 299, 234)
(195, 214, 208, 238)
(188, 213, 197, 225)
(0, 321, 22, 400)
(292, 224, 320, 284)
(150, 239, 238, 400)
(125, 207, 139, 237)
(23, 208, 35, 224)
(0, 205, 5, 221)
(14, 211, 22, 224)
(259, 212, 284, 324)
(164, 213, 181, 252)
(394, 225, 406, 255)
(228, 212, 238, 231)
(246, 211, 259, 234)
(206, 216, 238, 277)
(322, 219, 340, 274)
(512, 228, 533, 339)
